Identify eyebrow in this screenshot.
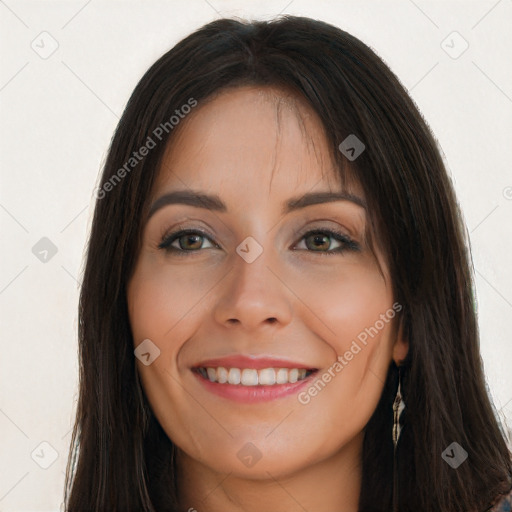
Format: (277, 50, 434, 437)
(146, 189, 367, 224)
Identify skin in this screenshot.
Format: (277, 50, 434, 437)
(127, 85, 409, 512)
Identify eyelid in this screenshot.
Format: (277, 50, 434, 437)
(293, 220, 356, 240)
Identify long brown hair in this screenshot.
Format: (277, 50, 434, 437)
(64, 15, 512, 511)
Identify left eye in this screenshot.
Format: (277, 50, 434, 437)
(158, 228, 359, 255)
(294, 229, 359, 254)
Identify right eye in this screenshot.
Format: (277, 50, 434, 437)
(158, 229, 217, 255)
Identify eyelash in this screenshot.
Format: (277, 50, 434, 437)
(157, 226, 360, 256)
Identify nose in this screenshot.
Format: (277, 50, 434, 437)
(212, 244, 293, 331)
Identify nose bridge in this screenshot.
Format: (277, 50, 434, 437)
(235, 237, 273, 293)
(213, 233, 293, 329)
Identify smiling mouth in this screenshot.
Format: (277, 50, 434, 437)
(194, 366, 317, 386)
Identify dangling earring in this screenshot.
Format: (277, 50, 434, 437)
(392, 364, 405, 512)
(393, 365, 405, 449)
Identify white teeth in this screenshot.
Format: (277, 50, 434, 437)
(258, 368, 276, 385)
(289, 368, 299, 383)
(199, 366, 313, 386)
(228, 368, 241, 385)
(241, 369, 258, 386)
(217, 366, 228, 383)
(276, 368, 288, 384)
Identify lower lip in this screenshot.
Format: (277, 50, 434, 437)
(192, 370, 317, 403)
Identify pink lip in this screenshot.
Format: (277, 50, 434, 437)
(192, 368, 317, 404)
(192, 354, 316, 370)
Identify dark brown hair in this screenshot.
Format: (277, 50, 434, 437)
(64, 15, 512, 511)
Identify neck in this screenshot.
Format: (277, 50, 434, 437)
(176, 432, 363, 512)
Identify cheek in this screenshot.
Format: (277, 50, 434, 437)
(127, 265, 205, 444)
(293, 263, 395, 402)
(127, 260, 213, 344)
(291, 260, 393, 348)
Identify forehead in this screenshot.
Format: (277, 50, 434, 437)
(153, 85, 363, 201)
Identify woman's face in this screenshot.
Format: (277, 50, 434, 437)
(127, 85, 408, 479)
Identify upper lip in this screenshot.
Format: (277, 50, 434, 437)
(192, 355, 318, 370)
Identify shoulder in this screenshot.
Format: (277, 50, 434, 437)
(491, 487, 512, 512)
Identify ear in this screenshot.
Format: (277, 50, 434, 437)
(392, 318, 409, 365)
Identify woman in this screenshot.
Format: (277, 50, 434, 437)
(64, 15, 512, 512)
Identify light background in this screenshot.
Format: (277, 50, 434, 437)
(1, 0, 511, 510)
